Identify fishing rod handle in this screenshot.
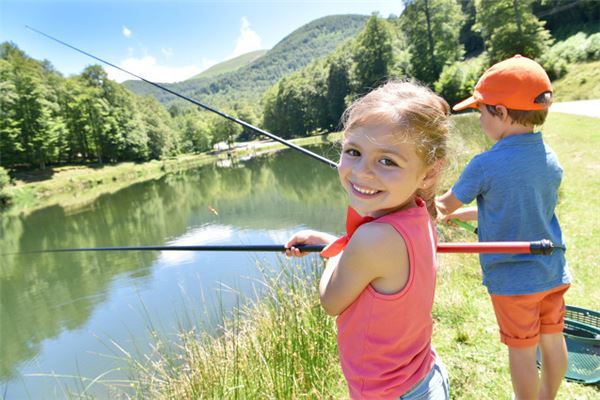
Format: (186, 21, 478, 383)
(437, 240, 563, 255)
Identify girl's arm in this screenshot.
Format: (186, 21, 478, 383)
(319, 223, 408, 316)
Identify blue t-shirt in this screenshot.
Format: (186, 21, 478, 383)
(452, 132, 571, 295)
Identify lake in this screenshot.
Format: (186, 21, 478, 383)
(0, 146, 347, 398)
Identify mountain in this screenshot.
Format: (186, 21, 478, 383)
(189, 50, 268, 80)
(123, 14, 368, 109)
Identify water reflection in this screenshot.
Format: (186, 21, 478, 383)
(0, 146, 347, 396)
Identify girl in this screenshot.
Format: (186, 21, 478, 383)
(286, 81, 450, 399)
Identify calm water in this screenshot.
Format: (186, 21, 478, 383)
(0, 146, 347, 399)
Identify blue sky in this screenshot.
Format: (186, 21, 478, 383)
(0, 0, 403, 82)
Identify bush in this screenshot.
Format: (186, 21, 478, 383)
(0, 167, 12, 209)
(0, 167, 10, 190)
(542, 56, 569, 81)
(0, 191, 11, 208)
(585, 33, 600, 60)
(434, 59, 485, 107)
(551, 32, 589, 63)
(542, 32, 600, 79)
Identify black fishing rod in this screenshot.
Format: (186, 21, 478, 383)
(26, 25, 338, 169)
(11, 245, 324, 255)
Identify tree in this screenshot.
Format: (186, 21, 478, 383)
(175, 111, 213, 153)
(233, 102, 259, 142)
(326, 54, 351, 129)
(0, 58, 21, 167)
(474, 0, 553, 63)
(400, 0, 464, 85)
(78, 65, 114, 163)
(352, 15, 395, 94)
(136, 96, 178, 159)
(262, 77, 307, 138)
(77, 65, 150, 163)
(458, 0, 485, 56)
(1, 43, 66, 169)
(212, 110, 243, 148)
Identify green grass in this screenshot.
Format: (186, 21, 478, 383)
(553, 61, 600, 102)
(120, 262, 346, 399)
(3, 154, 216, 215)
(97, 113, 600, 398)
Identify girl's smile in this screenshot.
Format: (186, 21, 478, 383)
(350, 182, 380, 196)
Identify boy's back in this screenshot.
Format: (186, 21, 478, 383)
(452, 132, 569, 295)
(436, 54, 572, 400)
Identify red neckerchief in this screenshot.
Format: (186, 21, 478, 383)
(320, 207, 374, 258)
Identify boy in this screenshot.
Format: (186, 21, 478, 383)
(436, 55, 571, 400)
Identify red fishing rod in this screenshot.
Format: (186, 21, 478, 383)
(26, 26, 338, 169)
(8, 240, 563, 256)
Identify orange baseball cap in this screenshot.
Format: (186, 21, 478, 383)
(453, 55, 552, 111)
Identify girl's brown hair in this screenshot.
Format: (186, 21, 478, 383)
(341, 80, 450, 218)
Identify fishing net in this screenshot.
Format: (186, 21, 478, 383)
(537, 305, 600, 385)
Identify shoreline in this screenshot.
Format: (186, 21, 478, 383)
(1, 133, 341, 216)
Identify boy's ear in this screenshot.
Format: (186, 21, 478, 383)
(495, 105, 509, 121)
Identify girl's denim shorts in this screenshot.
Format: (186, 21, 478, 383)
(398, 359, 449, 400)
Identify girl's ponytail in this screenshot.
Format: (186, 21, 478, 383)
(417, 186, 438, 220)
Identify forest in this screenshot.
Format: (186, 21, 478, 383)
(0, 0, 598, 179)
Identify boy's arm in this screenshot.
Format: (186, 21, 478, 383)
(448, 206, 478, 222)
(436, 190, 478, 222)
(436, 190, 463, 217)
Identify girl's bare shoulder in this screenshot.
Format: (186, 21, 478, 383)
(345, 222, 407, 272)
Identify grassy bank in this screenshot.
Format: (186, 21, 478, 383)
(108, 113, 598, 399)
(1, 133, 340, 215)
(553, 60, 600, 102)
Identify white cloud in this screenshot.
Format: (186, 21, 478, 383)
(161, 47, 173, 58)
(106, 55, 202, 83)
(157, 225, 234, 266)
(232, 17, 262, 57)
(122, 26, 132, 38)
(200, 57, 217, 71)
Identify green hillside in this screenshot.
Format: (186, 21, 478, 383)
(553, 60, 600, 102)
(189, 49, 268, 80)
(123, 15, 367, 109)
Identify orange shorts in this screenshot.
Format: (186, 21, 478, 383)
(490, 284, 570, 348)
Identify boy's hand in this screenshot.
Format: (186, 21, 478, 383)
(435, 191, 463, 221)
(285, 230, 337, 257)
(437, 206, 478, 226)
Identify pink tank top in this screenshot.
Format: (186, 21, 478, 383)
(336, 198, 438, 399)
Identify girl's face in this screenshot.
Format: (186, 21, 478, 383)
(338, 127, 430, 218)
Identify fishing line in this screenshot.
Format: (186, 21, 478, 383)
(26, 26, 339, 169)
